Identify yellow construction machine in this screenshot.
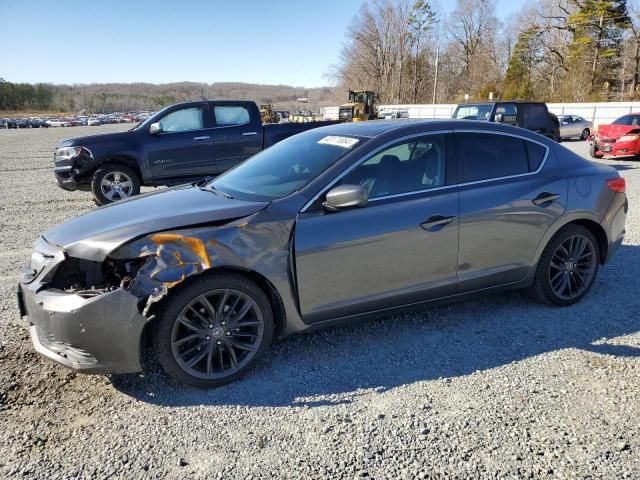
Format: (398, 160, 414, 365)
(338, 90, 377, 122)
(260, 104, 279, 124)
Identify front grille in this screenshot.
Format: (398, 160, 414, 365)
(601, 138, 617, 143)
(339, 107, 353, 121)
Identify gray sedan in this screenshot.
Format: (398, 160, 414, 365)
(559, 114, 594, 140)
(19, 120, 628, 387)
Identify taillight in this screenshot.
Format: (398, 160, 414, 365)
(617, 134, 640, 142)
(606, 177, 626, 193)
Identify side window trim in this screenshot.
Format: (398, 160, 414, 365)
(300, 130, 454, 213)
(453, 130, 550, 187)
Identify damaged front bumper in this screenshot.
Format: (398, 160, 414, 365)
(18, 238, 150, 374)
(53, 146, 95, 191)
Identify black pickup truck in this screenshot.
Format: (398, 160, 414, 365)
(54, 100, 337, 204)
(452, 101, 560, 142)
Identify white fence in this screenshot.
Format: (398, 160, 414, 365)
(321, 102, 640, 127)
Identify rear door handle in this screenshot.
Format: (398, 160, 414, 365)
(420, 215, 456, 231)
(242, 132, 258, 136)
(532, 192, 560, 206)
(193, 136, 211, 141)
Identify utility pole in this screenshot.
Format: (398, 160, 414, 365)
(432, 41, 439, 104)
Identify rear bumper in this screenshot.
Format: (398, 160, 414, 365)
(602, 192, 628, 263)
(19, 283, 148, 374)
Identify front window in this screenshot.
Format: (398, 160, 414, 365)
(210, 131, 364, 201)
(453, 104, 492, 120)
(613, 115, 640, 126)
(339, 135, 446, 199)
(158, 107, 203, 133)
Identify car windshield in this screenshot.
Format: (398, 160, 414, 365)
(453, 104, 493, 120)
(613, 114, 640, 126)
(209, 131, 364, 201)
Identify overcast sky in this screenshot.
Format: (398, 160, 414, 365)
(0, 0, 527, 87)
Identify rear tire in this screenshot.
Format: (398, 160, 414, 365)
(528, 225, 599, 306)
(581, 128, 590, 140)
(151, 272, 274, 388)
(91, 163, 140, 205)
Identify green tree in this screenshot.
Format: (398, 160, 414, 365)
(503, 28, 538, 99)
(566, 0, 630, 98)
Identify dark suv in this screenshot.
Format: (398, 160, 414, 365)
(452, 101, 560, 141)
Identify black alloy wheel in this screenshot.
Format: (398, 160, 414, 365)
(528, 225, 599, 306)
(152, 272, 273, 387)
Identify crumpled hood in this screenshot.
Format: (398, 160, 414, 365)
(597, 124, 640, 140)
(44, 185, 269, 261)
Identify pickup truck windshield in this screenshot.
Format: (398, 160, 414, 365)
(453, 104, 493, 120)
(210, 131, 363, 201)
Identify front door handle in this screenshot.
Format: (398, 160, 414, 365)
(193, 136, 211, 141)
(420, 215, 456, 231)
(532, 192, 560, 206)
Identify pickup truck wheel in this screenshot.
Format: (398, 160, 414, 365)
(152, 272, 274, 388)
(91, 164, 140, 205)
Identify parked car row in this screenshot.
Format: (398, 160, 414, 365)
(0, 111, 155, 129)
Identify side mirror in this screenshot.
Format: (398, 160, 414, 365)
(149, 122, 162, 135)
(323, 184, 368, 211)
(494, 113, 504, 123)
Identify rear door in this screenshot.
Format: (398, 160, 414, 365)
(211, 104, 262, 174)
(294, 132, 460, 322)
(146, 103, 217, 179)
(455, 131, 567, 292)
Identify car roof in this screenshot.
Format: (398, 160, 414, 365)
(311, 118, 550, 139)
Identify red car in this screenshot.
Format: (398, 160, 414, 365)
(591, 113, 640, 159)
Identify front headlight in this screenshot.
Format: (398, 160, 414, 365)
(54, 146, 83, 160)
(618, 134, 640, 143)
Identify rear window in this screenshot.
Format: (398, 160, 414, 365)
(459, 133, 545, 182)
(214, 106, 250, 126)
(525, 141, 546, 171)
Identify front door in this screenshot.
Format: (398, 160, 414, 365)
(146, 103, 217, 180)
(294, 133, 460, 323)
(455, 131, 567, 292)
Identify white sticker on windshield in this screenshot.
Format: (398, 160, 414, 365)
(317, 136, 359, 149)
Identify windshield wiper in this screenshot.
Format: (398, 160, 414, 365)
(199, 183, 234, 199)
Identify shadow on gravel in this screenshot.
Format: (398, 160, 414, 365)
(112, 244, 640, 408)
(609, 163, 638, 172)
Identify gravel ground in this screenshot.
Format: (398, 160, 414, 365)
(0, 126, 638, 479)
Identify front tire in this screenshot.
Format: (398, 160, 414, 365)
(589, 144, 602, 159)
(151, 272, 274, 388)
(91, 163, 140, 205)
(528, 225, 599, 306)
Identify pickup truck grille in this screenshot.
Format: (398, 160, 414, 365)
(339, 107, 353, 121)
